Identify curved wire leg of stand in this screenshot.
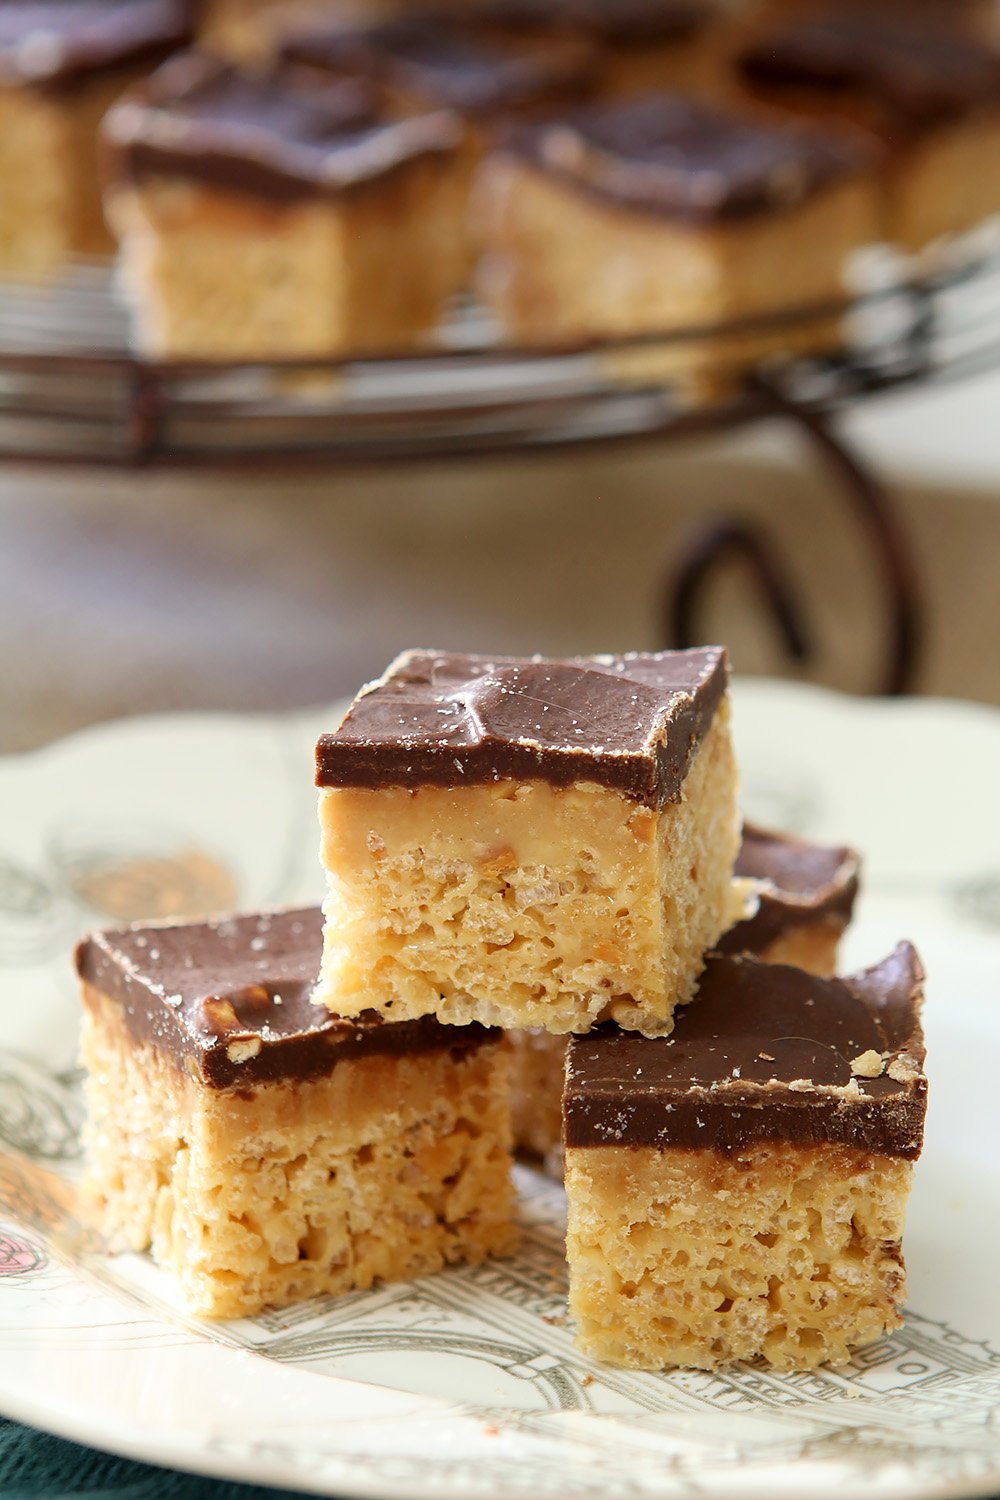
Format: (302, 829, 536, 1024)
(754, 378, 922, 696)
(666, 520, 811, 669)
(668, 379, 923, 696)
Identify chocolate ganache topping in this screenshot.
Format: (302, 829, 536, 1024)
(740, 13, 1000, 131)
(0, 0, 192, 87)
(717, 821, 860, 955)
(282, 15, 593, 115)
(565, 943, 927, 1156)
(499, 93, 868, 221)
(76, 906, 496, 1090)
(102, 53, 460, 202)
(315, 646, 728, 804)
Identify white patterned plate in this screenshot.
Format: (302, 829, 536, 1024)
(0, 682, 999, 1500)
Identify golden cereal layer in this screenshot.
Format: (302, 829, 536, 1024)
(566, 1141, 912, 1371)
(81, 988, 517, 1318)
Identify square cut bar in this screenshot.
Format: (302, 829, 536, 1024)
(77, 906, 517, 1318)
(564, 942, 927, 1371)
(737, 10, 1000, 250)
(316, 646, 740, 1038)
(472, 92, 878, 385)
(509, 820, 860, 1163)
(101, 53, 465, 359)
(0, 0, 191, 280)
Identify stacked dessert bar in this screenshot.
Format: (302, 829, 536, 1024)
(79, 645, 927, 1372)
(79, 905, 518, 1317)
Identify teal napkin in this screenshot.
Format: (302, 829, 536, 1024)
(0, 1417, 307, 1500)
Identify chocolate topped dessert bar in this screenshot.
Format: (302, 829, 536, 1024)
(738, 9, 1000, 247)
(79, 905, 517, 1317)
(472, 92, 877, 385)
(315, 646, 741, 1037)
(0, 0, 191, 278)
(564, 942, 927, 1369)
(102, 53, 466, 357)
(509, 820, 860, 1162)
(719, 820, 859, 969)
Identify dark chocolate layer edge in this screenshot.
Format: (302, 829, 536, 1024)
(564, 1079, 926, 1157)
(77, 913, 498, 1091)
(564, 944, 927, 1157)
(102, 55, 460, 204)
(315, 646, 729, 805)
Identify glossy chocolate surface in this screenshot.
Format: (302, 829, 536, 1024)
(740, 12, 1000, 130)
(283, 15, 593, 115)
(77, 906, 496, 1089)
(0, 0, 191, 87)
(103, 53, 460, 202)
(565, 944, 927, 1156)
(717, 821, 860, 955)
(315, 646, 728, 805)
(499, 93, 867, 221)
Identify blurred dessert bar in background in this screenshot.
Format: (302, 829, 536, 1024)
(101, 53, 465, 357)
(737, 6, 1000, 248)
(563, 943, 928, 1370)
(314, 647, 740, 1037)
(0, 0, 192, 279)
(78, 905, 517, 1317)
(472, 93, 877, 379)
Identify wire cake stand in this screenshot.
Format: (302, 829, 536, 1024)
(2, 233, 999, 693)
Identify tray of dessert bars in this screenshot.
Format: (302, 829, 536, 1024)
(1, 677, 999, 1500)
(2, 0, 1000, 468)
(1, 236, 999, 468)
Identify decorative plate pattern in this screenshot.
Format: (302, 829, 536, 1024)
(0, 682, 998, 1500)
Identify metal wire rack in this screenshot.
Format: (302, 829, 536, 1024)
(1, 232, 998, 468)
(2, 230, 999, 693)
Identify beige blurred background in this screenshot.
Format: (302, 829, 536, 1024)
(2, 368, 999, 752)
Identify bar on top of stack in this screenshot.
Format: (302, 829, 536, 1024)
(78, 905, 517, 1318)
(313, 646, 742, 1038)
